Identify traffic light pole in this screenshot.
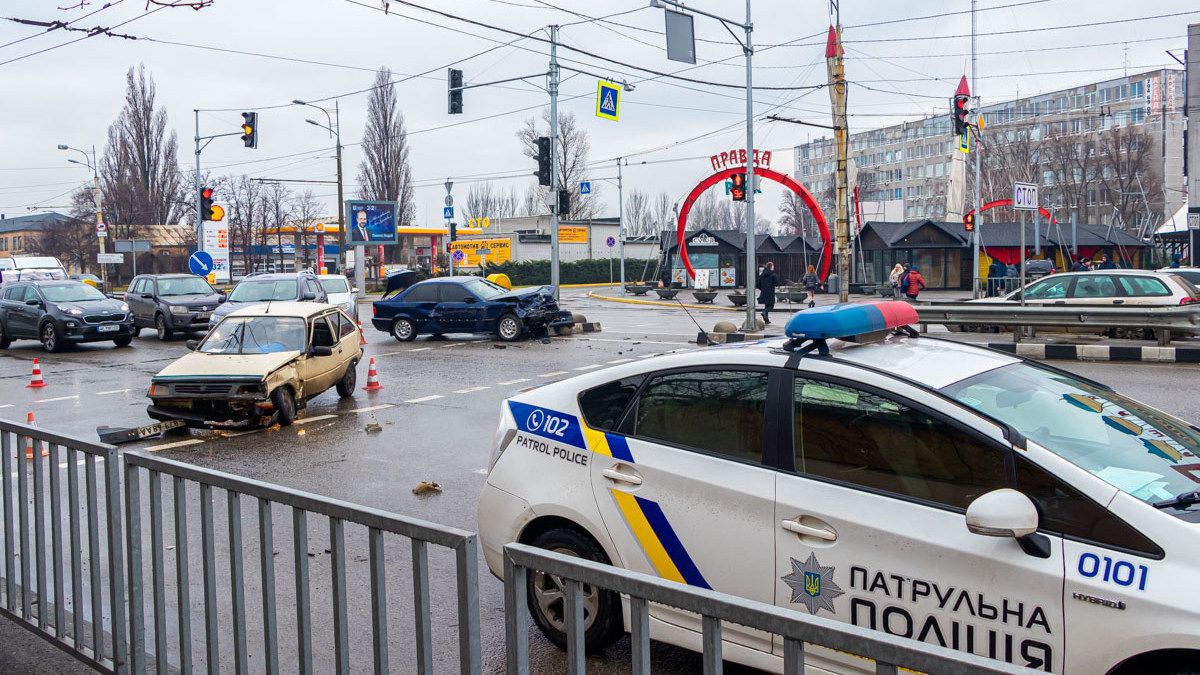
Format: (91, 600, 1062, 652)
(970, 0, 983, 298)
(193, 111, 244, 256)
(549, 24, 561, 296)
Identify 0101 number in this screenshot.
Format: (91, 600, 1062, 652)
(1078, 553, 1147, 591)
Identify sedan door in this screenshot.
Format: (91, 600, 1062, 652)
(1, 285, 34, 338)
(773, 370, 1065, 673)
(587, 367, 780, 655)
(435, 286, 486, 333)
(1067, 275, 1121, 306)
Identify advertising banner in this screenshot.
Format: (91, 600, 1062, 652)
(346, 200, 398, 245)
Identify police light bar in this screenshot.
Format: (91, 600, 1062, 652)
(784, 301, 919, 341)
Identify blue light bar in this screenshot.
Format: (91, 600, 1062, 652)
(784, 301, 919, 340)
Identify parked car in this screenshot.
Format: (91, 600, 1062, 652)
(125, 274, 224, 340)
(317, 274, 359, 320)
(70, 273, 108, 294)
(0, 256, 67, 283)
(1157, 266, 1200, 289)
(972, 270, 1198, 307)
(147, 302, 361, 429)
(0, 280, 135, 351)
(371, 275, 573, 342)
(208, 271, 328, 329)
(1024, 258, 1056, 280)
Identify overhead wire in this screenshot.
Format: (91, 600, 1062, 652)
(0, 0, 128, 51)
(0, 4, 165, 67)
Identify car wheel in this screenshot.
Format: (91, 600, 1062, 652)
(112, 335, 133, 347)
(40, 323, 63, 353)
(526, 528, 623, 654)
(335, 362, 357, 398)
(391, 317, 416, 342)
(271, 387, 297, 426)
(497, 313, 523, 342)
(0, 324, 9, 350)
(155, 314, 174, 341)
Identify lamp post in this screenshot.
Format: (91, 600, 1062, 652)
(57, 143, 106, 283)
(292, 100, 345, 277)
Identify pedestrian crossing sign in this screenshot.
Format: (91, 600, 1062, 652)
(596, 80, 620, 121)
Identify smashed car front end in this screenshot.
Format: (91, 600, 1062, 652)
(504, 285, 574, 332)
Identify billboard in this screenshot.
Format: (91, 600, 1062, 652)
(346, 200, 398, 245)
(448, 238, 512, 266)
(201, 222, 230, 283)
(558, 226, 588, 244)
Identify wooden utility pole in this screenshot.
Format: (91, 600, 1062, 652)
(825, 18, 849, 302)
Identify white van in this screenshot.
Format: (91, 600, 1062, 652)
(1, 256, 68, 283)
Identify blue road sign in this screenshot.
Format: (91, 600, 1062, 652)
(580, 181, 591, 195)
(443, 206, 454, 220)
(452, 249, 465, 263)
(188, 251, 214, 277)
(596, 81, 620, 121)
(605, 236, 616, 248)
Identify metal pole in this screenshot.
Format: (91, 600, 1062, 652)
(549, 25, 561, 297)
(743, 0, 758, 329)
(1034, 208, 1041, 257)
(91, 146, 107, 286)
(1020, 210, 1027, 307)
(195, 110, 203, 255)
(971, 0, 982, 298)
(832, 21, 850, 303)
(618, 158, 625, 294)
(1071, 211, 1078, 255)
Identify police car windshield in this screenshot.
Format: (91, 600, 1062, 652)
(461, 278, 507, 300)
(228, 279, 298, 302)
(942, 363, 1200, 513)
(199, 317, 306, 355)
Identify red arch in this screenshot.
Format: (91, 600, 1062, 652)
(676, 166, 832, 282)
(965, 198, 1057, 225)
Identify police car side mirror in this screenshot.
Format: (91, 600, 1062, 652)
(965, 489, 1038, 539)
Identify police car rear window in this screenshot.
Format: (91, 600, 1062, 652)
(578, 375, 645, 431)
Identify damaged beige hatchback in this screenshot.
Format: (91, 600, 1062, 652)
(147, 302, 362, 429)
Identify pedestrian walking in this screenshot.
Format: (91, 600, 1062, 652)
(902, 265, 927, 301)
(801, 264, 821, 308)
(756, 261, 780, 325)
(987, 260, 1003, 296)
(888, 263, 904, 299)
(1098, 254, 1117, 270)
(1069, 257, 1089, 272)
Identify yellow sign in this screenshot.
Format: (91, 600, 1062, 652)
(558, 226, 588, 244)
(466, 217, 491, 229)
(448, 238, 512, 266)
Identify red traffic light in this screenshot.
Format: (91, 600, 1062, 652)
(201, 188, 214, 200)
(963, 212, 975, 232)
(730, 173, 747, 201)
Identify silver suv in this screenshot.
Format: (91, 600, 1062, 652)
(207, 271, 328, 329)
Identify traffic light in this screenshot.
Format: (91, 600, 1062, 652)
(951, 94, 970, 136)
(200, 187, 215, 221)
(558, 189, 570, 216)
(448, 69, 463, 114)
(730, 173, 747, 201)
(963, 212, 975, 232)
(241, 112, 258, 148)
(535, 137, 551, 186)
(449, 222, 457, 242)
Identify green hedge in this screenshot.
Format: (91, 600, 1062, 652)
(480, 258, 658, 286)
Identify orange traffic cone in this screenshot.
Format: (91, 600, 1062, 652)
(25, 412, 47, 460)
(357, 320, 367, 346)
(362, 357, 383, 392)
(26, 359, 46, 388)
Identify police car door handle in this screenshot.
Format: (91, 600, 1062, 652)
(781, 519, 837, 541)
(602, 467, 642, 486)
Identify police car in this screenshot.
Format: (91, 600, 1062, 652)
(477, 301, 1200, 674)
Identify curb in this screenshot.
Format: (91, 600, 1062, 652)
(701, 331, 766, 345)
(588, 291, 743, 311)
(572, 322, 602, 334)
(987, 342, 1200, 363)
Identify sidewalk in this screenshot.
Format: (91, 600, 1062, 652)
(0, 617, 95, 675)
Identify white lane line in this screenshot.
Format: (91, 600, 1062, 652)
(0, 404, 12, 410)
(404, 395, 443, 403)
(144, 439, 204, 452)
(346, 404, 395, 413)
(293, 414, 338, 425)
(496, 378, 530, 386)
(454, 386, 490, 394)
(539, 371, 568, 377)
(574, 364, 604, 371)
(606, 358, 633, 364)
(96, 388, 131, 395)
(33, 395, 79, 404)
(441, 343, 466, 348)
(377, 351, 407, 357)
(408, 347, 432, 352)
(221, 430, 260, 438)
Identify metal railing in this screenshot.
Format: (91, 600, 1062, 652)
(0, 418, 127, 673)
(122, 451, 481, 674)
(916, 303, 1200, 344)
(503, 543, 1034, 675)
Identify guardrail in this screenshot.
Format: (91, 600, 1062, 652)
(915, 303, 1200, 345)
(503, 543, 1032, 675)
(0, 418, 127, 673)
(122, 451, 480, 674)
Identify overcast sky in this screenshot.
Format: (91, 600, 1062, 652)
(1, 0, 1195, 227)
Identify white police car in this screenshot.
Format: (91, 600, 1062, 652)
(477, 301, 1200, 674)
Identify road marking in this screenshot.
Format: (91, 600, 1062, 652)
(473, 468, 488, 475)
(454, 386, 490, 394)
(408, 347, 432, 352)
(578, 337, 692, 346)
(377, 351, 407, 357)
(0, 405, 12, 410)
(606, 358, 633, 364)
(539, 371, 568, 377)
(405, 395, 443, 403)
(33, 395, 79, 403)
(96, 388, 131, 395)
(346, 404, 394, 413)
(574, 364, 604, 371)
(441, 343, 466, 348)
(144, 439, 204, 452)
(221, 430, 260, 438)
(496, 378, 530, 386)
(293, 414, 338, 425)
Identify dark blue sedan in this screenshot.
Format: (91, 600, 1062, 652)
(371, 275, 573, 342)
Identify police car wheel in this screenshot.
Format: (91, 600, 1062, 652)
(391, 318, 416, 342)
(526, 528, 623, 653)
(497, 314, 523, 342)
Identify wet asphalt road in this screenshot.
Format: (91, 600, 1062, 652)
(0, 288, 1197, 673)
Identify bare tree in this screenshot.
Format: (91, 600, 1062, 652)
(778, 191, 807, 237)
(224, 176, 263, 274)
(517, 110, 600, 219)
(1097, 125, 1156, 232)
(967, 126, 1041, 224)
(623, 189, 651, 236)
(99, 65, 185, 237)
(290, 189, 324, 269)
(651, 192, 674, 235)
(357, 66, 416, 264)
(260, 183, 294, 270)
(464, 181, 520, 222)
(31, 191, 97, 272)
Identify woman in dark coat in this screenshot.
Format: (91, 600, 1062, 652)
(756, 262, 780, 325)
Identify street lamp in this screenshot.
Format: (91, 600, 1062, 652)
(292, 99, 346, 283)
(57, 143, 106, 282)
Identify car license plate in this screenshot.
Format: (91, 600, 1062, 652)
(198, 312, 211, 320)
(98, 324, 119, 332)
